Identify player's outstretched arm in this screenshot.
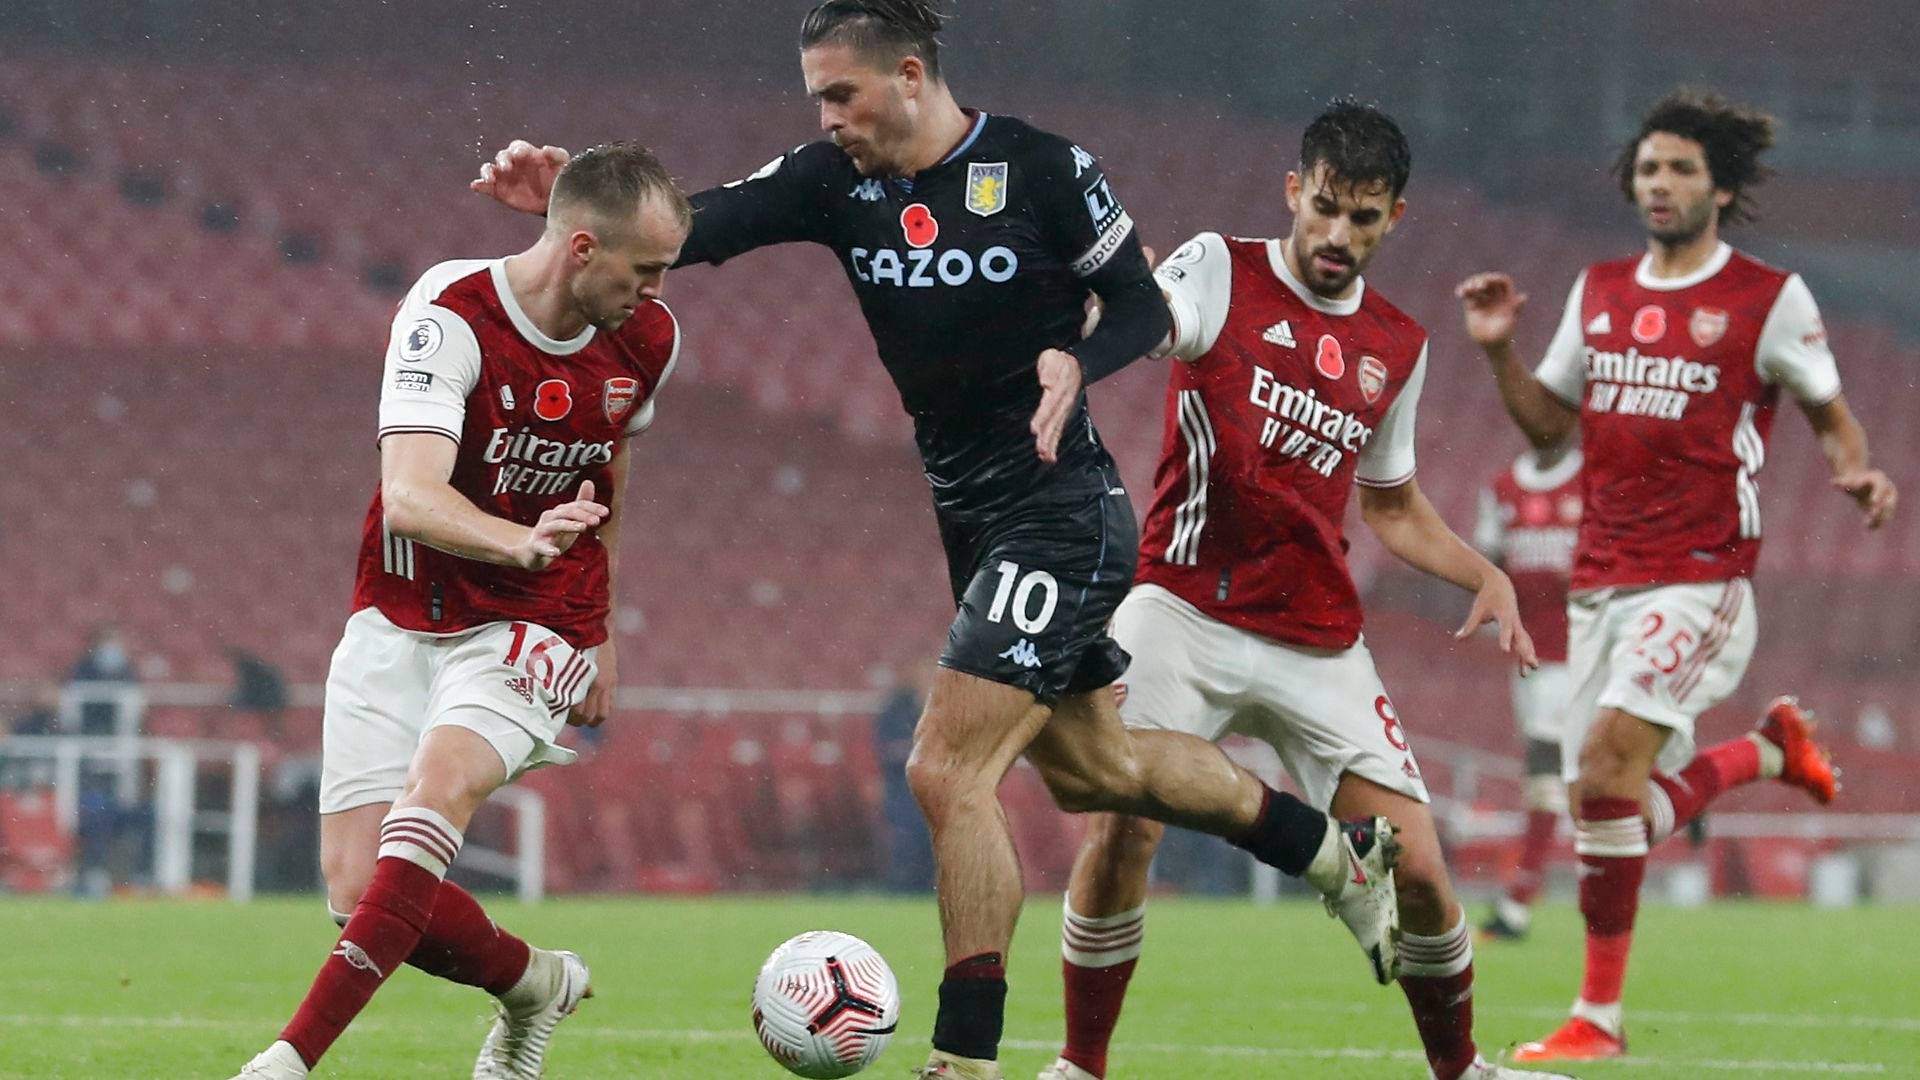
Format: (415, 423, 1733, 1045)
(1800, 394, 1898, 529)
(381, 432, 608, 570)
(470, 139, 571, 216)
(1456, 272, 1578, 449)
(1359, 477, 1539, 673)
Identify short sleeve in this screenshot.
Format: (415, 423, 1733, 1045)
(378, 303, 482, 442)
(1533, 271, 1589, 406)
(623, 306, 682, 438)
(1033, 140, 1137, 280)
(1355, 342, 1428, 487)
(1150, 232, 1233, 361)
(1473, 486, 1508, 560)
(1756, 274, 1842, 405)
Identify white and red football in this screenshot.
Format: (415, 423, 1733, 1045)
(751, 931, 901, 1078)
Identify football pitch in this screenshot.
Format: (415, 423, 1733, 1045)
(3, 896, 1915, 1079)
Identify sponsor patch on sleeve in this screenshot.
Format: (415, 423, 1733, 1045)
(393, 370, 434, 393)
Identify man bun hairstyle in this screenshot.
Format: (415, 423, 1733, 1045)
(549, 140, 693, 235)
(1299, 98, 1413, 200)
(1614, 89, 1776, 226)
(800, 0, 948, 80)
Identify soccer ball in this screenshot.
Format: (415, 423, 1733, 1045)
(752, 930, 901, 1078)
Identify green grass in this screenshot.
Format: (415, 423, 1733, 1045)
(1, 896, 1915, 1078)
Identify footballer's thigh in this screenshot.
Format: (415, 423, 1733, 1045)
(420, 618, 598, 799)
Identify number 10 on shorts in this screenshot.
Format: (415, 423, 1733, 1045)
(987, 561, 1059, 634)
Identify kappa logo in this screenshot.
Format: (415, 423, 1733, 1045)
(1070, 144, 1096, 178)
(1262, 321, 1297, 349)
(849, 178, 885, 202)
(333, 940, 385, 978)
(1586, 311, 1612, 336)
(998, 638, 1041, 669)
(505, 675, 537, 705)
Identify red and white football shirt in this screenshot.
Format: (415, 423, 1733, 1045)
(351, 259, 680, 649)
(1136, 232, 1429, 650)
(1475, 450, 1582, 663)
(1535, 243, 1840, 591)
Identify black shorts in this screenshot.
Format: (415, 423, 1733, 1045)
(936, 482, 1138, 704)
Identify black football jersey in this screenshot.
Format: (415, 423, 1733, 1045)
(677, 111, 1163, 516)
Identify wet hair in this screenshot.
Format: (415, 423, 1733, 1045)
(800, 0, 947, 80)
(548, 141, 693, 234)
(1298, 98, 1413, 200)
(1613, 89, 1775, 226)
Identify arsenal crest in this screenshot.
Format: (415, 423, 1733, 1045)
(1689, 306, 1729, 348)
(603, 377, 639, 423)
(1358, 355, 1388, 403)
(965, 162, 1008, 217)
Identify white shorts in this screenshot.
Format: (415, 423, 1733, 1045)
(1511, 661, 1572, 744)
(1560, 579, 1757, 784)
(1109, 584, 1430, 810)
(319, 607, 597, 814)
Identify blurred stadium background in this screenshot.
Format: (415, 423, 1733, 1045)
(1, 0, 1916, 918)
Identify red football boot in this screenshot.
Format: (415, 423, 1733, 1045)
(1510, 1017, 1625, 1063)
(1756, 696, 1839, 805)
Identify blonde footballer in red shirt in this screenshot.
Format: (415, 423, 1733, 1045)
(1459, 90, 1897, 1063)
(228, 144, 690, 1080)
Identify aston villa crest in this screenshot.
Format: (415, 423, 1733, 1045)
(965, 162, 1008, 217)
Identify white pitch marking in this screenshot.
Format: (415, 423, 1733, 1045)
(0, 1016, 1892, 1073)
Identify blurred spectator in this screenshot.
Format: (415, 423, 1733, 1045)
(227, 646, 289, 740)
(66, 627, 150, 897)
(873, 669, 934, 893)
(1, 683, 60, 790)
(67, 624, 136, 735)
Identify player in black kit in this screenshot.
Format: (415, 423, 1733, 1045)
(472, 3, 1401, 1075)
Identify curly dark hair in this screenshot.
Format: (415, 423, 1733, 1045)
(800, 0, 948, 79)
(1299, 98, 1413, 200)
(1613, 89, 1776, 227)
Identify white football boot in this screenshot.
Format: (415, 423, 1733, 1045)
(1036, 1057, 1100, 1079)
(913, 1049, 1004, 1078)
(1458, 1056, 1577, 1079)
(472, 948, 592, 1080)
(1307, 815, 1403, 984)
(226, 1041, 307, 1079)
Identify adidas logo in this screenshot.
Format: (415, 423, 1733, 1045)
(1587, 311, 1612, 335)
(1262, 320, 1297, 348)
(333, 939, 385, 978)
(998, 638, 1041, 669)
(505, 674, 537, 705)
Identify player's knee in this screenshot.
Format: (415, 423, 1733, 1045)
(903, 741, 988, 822)
(1575, 738, 1643, 798)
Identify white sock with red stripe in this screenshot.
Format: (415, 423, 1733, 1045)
(1398, 909, 1477, 1080)
(379, 806, 463, 877)
(1058, 897, 1145, 1079)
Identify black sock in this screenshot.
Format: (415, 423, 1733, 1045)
(931, 953, 1007, 1060)
(1229, 785, 1329, 876)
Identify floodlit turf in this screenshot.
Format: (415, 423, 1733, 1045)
(2, 895, 1916, 1078)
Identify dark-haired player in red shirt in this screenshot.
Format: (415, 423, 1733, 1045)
(228, 144, 690, 1080)
(1459, 89, 1897, 1063)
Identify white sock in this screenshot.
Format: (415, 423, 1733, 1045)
(1572, 997, 1624, 1037)
(500, 947, 563, 1012)
(1302, 818, 1346, 895)
(1748, 731, 1785, 778)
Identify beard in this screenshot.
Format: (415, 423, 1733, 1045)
(1646, 199, 1715, 246)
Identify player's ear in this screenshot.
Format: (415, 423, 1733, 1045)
(1713, 187, 1734, 211)
(568, 229, 597, 265)
(1385, 197, 1408, 233)
(1284, 170, 1302, 215)
(897, 53, 926, 96)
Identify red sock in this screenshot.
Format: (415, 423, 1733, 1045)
(407, 880, 531, 995)
(1575, 796, 1647, 1008)
(1506, 807, 1559, 905)
(1398, 915, 1476, 1080)
(1646, 737, 1761, 844)
(280, 856, 441, 1066)
(1059, 902, 1144, 1078)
